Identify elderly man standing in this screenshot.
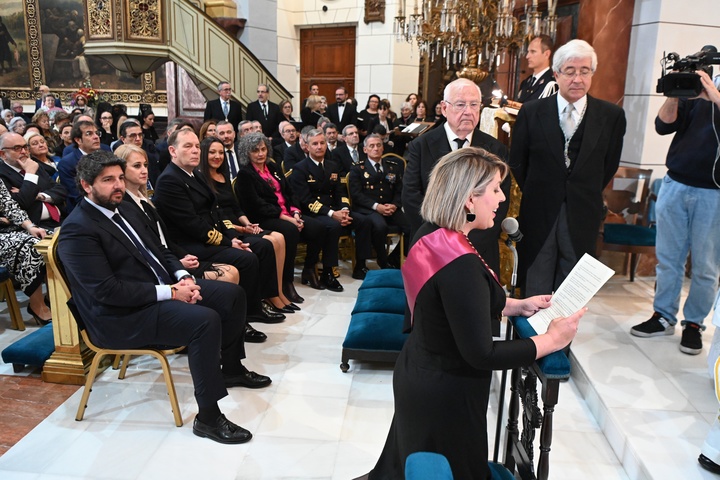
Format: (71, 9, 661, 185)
(402, 77, 510, 272)
(510, 39, 626, 297)
(204, 81, 243, 131)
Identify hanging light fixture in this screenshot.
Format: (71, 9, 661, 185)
(394, 0, 558, 81)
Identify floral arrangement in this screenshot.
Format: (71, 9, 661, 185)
(71, 81, 103, 107)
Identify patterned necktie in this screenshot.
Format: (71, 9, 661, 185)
(222, 101, 229, 118)
(351, 148, 358, 163)
(562, 103, 576, 140)
(112, 213, 174, 284)
(226, 150, 238, 178)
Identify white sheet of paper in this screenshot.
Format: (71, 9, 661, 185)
(527, 253, 614, 335)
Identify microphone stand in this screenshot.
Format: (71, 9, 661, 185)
(493, 236, 519, 463)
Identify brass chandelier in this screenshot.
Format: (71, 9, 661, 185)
(394, 0, 558, 81)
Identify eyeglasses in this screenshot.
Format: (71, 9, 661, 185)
(282, 129, 296, 134)
(558, 68, 593, 79)
(2, 144, 29, 152)
(100, 116, 113, 120)
(83, 130, 100, 137)
(444, 101, 481, 112)
(257, 90, 268, 94)
(126, 132, 144, 139)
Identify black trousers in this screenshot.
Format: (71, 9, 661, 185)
(304, 214, 342, 268)
(129, 279, 246, 408)
(352, 209, 409, 263)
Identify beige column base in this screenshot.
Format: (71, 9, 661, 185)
(203, 0, 238, 18)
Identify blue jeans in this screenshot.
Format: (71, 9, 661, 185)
(654, 175, 720, 328)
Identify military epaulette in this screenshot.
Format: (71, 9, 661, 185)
(284, 169, 293, 178)
(206, 229, 223, 246)
(384, 158, 399, 165)
(309, 200, 323, 214)
(341, 196, 350, 205)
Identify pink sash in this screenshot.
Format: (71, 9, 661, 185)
(402, 228, 476, 325)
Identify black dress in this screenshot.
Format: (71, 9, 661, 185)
(369, 223, 537, 480)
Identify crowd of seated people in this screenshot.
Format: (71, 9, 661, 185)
(0, 83, 421, 356)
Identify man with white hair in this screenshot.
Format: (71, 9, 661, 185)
(510, 39, 626, 297)
(403, 77, 510, 273)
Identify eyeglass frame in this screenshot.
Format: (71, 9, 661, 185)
(557, 68, 594, 79)
(443, 101, 482, 112)
(1, 144, 29, 153)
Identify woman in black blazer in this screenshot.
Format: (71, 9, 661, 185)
(234, 132, 329, 295)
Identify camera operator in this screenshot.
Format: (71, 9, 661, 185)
(630, 70, 720, 359)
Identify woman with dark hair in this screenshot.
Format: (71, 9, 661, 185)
(364, 147, 583, 480)
(414, 100, 431, 123)
(140, 109, 159, 143)
(367, 99, 394, 148)
(357, 94, 380, 137)
(405, 93, 419, 108)
(431, 100, 444, 123)
(198, 136, 299, 311)
(95, 101, 116, 146)
(234, 132, 335, 301)
(279, 100, 295, 123)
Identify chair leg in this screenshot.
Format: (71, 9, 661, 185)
(118, 354, 132, 379)
(629, 253, 639, 282)
(152, 351, 183, 427)
(2, 279, 25, 331)
(76, 352, 106, 421)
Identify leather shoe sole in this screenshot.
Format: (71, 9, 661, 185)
(244, 325, 267, 343)
(224, 371, 272, 389)
(193, 414, 252, 444)
(699, 454, 720, 474)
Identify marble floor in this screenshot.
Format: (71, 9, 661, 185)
(0, 264, 717, 479)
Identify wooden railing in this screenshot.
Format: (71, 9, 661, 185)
(82, 0, 290, 105)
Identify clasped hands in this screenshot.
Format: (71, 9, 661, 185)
(375, 203, 397, 216)
(331, 209, 353, 226)
(172, 276, 202, 304)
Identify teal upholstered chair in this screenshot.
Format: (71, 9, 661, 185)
(599, 167, 657, 281)
(404, 452, 516, 480)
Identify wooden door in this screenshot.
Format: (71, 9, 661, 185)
(300, 27, 356, 106)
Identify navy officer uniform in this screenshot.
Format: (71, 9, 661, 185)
(348, 156, 408, 269)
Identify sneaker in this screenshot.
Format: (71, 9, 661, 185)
(630, 312, 674, 337)
(680, 323, 703, 355)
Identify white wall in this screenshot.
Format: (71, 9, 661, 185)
(238, 0, 279, 76)
(276, 0, 420, 112)
(623, 0, 720, 178)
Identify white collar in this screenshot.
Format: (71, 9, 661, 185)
(557, 94, 588, 120)
(443, 122, 474, 150)
(532, 67, 550, 82)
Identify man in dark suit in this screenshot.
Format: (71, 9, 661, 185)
(348, 134, 408, 275)
(0, 132, 66, 228)
(203, 81, 243, 131)
(402, 78, 510, 273)
(58, 151, 270, 444)
(510, 39, 626, 296)
(58, 120, 104, 213)
(326, 87, 357, 131)
(115, 119, 161, 187)
(516, 35, 558, 103)
(152, 129, 284, 324)
(273, 121, 297, 164)
(288, 128, 364, 291)
(216, 120, 241, 180)
(245, 84, 282, 140)
(332, 124, 366, 175)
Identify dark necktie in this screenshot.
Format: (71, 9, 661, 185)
(262, 103, 268, 119)
(453, 138, 466, 150)
(530, 75, 536, 86)
(375, 162, 382, 174)
(112, 213, 174, 284)
(226, 150, 238, 178)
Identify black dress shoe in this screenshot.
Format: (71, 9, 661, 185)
(699, 454, 720, 474)
(262, 300, 294, 314)
(284, 302, 301, 311)
(193, 414, 252, 444)
(301, 268, 325, 290)
(26, 305, 51, 326)
(321, 272, 344, 292)
(224, 367, 272, 389)
(283, 281, 304, 303)
(248, 303, 286, 323)
(352, 266, 369, 280)
(244, 324, 267, 343)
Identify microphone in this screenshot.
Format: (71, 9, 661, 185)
(501, 217, 523, 243)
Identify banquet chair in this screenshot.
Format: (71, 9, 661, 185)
(598, 167, 656, 281)
(0, 265, 25, 331)
(46, 230, 184, 427)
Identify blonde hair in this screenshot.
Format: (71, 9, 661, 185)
(421, 147, 508, 231)
(114, 143, 149, 198)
